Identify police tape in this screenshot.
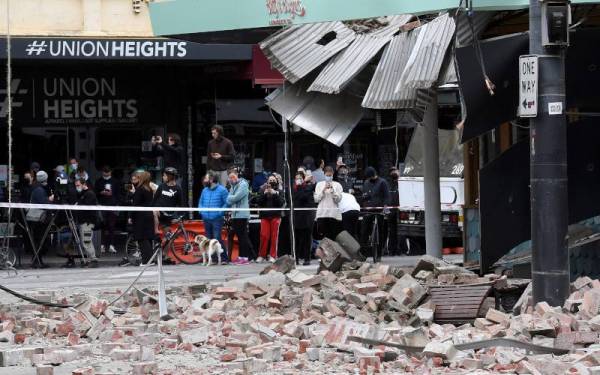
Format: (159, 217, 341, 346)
(0, 202, 463, 212)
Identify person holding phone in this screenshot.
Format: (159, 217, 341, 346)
(254, 174, 285, 263)
(314, 166, 343, 240)
(207, 125, 235, 186)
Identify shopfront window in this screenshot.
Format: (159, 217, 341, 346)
(95, 128, 143, 175)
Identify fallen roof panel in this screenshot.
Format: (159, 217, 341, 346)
(362, 28, 420, 109)
(259, 22, 356, 84)
(397, 13, 456, 91)
(266, 81, 364, 147)
(308, 15, 413, 95)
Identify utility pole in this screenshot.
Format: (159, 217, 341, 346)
(529, 0, 570, 306)
(423, 95, 442, 258)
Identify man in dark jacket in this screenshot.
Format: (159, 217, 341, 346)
(335, 163, 354, 194)
(152, 133, 185, 173)
(153, 167, 184, 234)
(27, 171, 54, 268)
(95, 166, 120, 255)
(207, 125, 235, 186)
(293, 171, 316, 265)
(360, 167, 390, 263)
(386, 167, 402, 256)
(74, 178, 99, 268)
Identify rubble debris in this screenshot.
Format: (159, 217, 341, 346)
(4, 258, 600, 374)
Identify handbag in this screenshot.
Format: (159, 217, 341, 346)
(26, 187, 47, 222)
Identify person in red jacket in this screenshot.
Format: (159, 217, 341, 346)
(254, 174, 285, 263)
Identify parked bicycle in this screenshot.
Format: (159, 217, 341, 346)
(125, 216, 203, 265)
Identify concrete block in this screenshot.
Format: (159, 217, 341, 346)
(179, 326, 209, 345)
(36, 365, 54, 375)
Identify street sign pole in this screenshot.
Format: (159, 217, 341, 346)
(528, 0, 570, 307)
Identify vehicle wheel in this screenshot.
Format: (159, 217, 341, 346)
(169, 231, 203, 265)
(125, 235, 141, 266)
(405, 237, 425, 255)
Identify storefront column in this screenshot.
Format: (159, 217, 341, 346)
(423, 94, 442, 258)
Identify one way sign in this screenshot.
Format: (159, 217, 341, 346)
(518, 55, 538, 117)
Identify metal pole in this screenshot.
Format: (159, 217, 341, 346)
(423, 94, 442, 258)
(187, 106, 193, 219)
(529, 0, 570, 306)
(282, 117, 296, 261)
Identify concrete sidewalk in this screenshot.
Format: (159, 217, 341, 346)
(0, 255, 463, 292)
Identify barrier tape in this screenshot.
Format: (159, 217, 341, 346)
(0, 202, 464, 213)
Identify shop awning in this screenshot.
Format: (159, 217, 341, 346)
(0, 37, 252, 61)
(148, 0, 598, 36)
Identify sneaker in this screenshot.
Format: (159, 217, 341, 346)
(108, 245, 117, 254)
(118, 257, 130, 267)
(302, 259, 311, 266)
(256, 257, 265, 263)
(100, 245, 106, 254)
(267, 256, 276, 263)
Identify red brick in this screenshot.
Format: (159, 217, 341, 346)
(221, 352, 237, 362)
(67, 333, 80, 346)
(298, 340, 310, 354)
(358, 356, 381, 374)
(71, 367, 94, 375)
(283, 351, 296, 361)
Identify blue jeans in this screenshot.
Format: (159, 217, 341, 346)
(204, 218, 228, 262)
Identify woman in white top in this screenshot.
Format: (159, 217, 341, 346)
(339, 192, 360, 239)
(314, 166, 343, 240)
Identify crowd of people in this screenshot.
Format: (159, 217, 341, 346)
(10, 124, 404, 269)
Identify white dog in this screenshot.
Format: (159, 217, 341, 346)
(194, 234, 224, 266)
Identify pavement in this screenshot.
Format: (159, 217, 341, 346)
(0, 254, 463, 292)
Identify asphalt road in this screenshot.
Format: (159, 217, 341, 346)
(0, 255, 463, 292)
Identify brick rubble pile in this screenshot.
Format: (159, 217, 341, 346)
(1, 256, 600, 374)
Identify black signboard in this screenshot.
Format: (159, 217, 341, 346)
(0, 37, 252, 61)
(0, 68, 167, 127)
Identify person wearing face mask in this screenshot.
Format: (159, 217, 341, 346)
(253, 174, 285, 263)
(226, 169, 255, 263)
(198, 172, 230, 263)
(73, 178, 99, 268)
(360, 167, 390, 262)
(335, 163, 354, 194)
(67, 158, 79, 178)
(26, 171, 54, 268)
(293, 171, 316, 265)
(95, 166, 120, 255)
(314, 166, 343, 240)
(127, 171, 155, 265)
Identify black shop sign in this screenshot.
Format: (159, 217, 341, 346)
(0, 72, 163, 127)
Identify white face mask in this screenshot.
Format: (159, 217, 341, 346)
(295, 179, 303, 185)
(71, 163, 78, 170)
(76, 186, 83, 193)
(103, 175, 111, 180)
(325, 176, 333, 182)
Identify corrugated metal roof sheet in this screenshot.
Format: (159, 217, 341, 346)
(396, 13, 456, 91)
(266, 81, 363, 147)
(308, 15, 413, 94)
(259, 22, 356, 84)
(362, 28, 420, 109)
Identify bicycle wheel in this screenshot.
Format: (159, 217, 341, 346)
(169, 230, 203, 265)
(0, 248, 17, 269)
(125, 235, 141, 266)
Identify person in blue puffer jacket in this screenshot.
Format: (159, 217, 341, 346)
(198, 172, 230, 263)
